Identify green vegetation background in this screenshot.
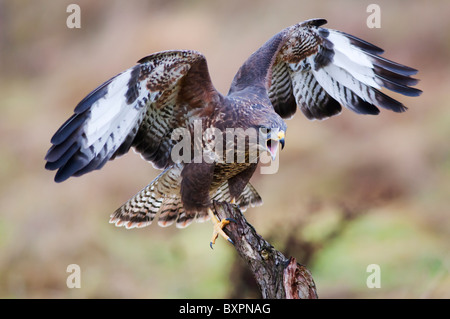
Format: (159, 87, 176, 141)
(0, 0, 449, 298)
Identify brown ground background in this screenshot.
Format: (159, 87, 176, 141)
(1, 0, 449, 298)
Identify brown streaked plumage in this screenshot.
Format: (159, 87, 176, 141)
(45, 19, 421, 243)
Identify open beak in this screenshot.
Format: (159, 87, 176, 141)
(266, 131, 285, 161)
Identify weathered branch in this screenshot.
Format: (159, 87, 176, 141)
(213, 201, 318, 299)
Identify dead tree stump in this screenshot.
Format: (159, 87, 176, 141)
(213, 201, 318, 299)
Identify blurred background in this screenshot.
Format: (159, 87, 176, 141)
(0, 0, 449, 298)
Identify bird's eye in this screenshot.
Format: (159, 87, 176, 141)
(259, 127, 271, 137)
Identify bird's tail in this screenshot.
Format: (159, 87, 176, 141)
(109, 164, 262, 229)
(109, 164, 184, 229)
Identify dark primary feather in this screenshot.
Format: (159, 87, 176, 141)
(45, 77, 118, 181)
(326, 29, 385, 55)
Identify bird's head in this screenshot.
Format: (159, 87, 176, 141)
(260, 126, 286, 161)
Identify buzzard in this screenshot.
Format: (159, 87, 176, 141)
(45, 19, 421, 247)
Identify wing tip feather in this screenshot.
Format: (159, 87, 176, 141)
(299, 18, 328, 28)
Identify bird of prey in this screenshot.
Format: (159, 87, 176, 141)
(45, 19, 421, 247)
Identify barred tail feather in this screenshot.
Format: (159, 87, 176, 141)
(157, 196, 184, 227)
(109, 164, 183, 229)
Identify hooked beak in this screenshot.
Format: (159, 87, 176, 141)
(278, 131, 285, 150)
(266, 131, 285, 161)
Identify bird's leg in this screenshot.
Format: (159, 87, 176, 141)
(208, 207, 235, 249)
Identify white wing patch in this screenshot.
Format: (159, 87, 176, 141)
(83, 69, 146, 151)
(327, 30, 374, 68)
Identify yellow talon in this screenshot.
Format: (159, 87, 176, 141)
(208, 208, 234, 249)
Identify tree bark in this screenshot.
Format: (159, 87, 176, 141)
(213, 201, 318, 299)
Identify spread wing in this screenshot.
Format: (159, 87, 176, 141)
(45, 50, 221, 182)
(268, 19, 422, 120)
